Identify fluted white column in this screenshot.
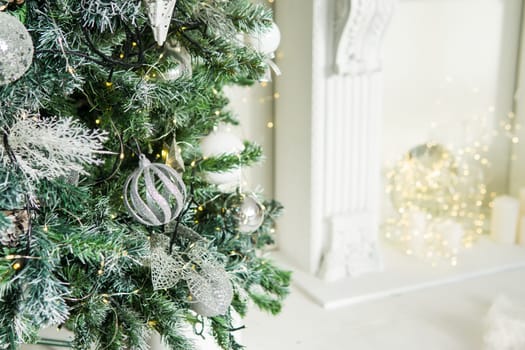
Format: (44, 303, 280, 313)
(275, 0, 395, 280)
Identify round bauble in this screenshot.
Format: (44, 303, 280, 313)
(0, 12, 34, 86)
(123, 154, 186, 226)
(163, 66, 185, 81)
(160, 38, 192, 81)
(200, 130, 244, 157)
(200, 130, 245, 187)
(204, 170, 240, 187)
(226, 192, 265, 233)
(246, 22, 281, 55)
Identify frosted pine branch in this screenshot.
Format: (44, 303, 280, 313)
(3, 115, 108, 183)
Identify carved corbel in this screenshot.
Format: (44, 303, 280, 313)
(334, 0, 396, 75)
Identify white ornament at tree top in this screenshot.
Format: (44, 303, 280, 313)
(143, 0, 177, 46)
(199, 130, 245, 190)
(0, 12, 34, 85)
(123, 154, 186, 226)
(247, 22, 281, 55)
(246, 22, 281, 82)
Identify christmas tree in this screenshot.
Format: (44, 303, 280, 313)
(0, 1, 290, 349)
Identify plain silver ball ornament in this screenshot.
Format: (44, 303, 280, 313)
(227, 192, 265, 233)
(123, 154, 186, 226)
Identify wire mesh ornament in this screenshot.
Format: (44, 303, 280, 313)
(149, 226, 232, 316)
(188, 264, 233, 317)
(0, 12, 34, 85)
(226, 192, 265, 233)
(150, 234, 185, 290)
(143, 0, 177, 46)
(0, 210, 28, 247)
(149, 226, 217, 289)
(123, 154, 186, 226)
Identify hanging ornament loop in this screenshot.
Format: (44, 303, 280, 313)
(168, 171, 196, 254)
(22, 194, 33, 257)
(3, 129, 18, 166)
(2, 129, 37, 261)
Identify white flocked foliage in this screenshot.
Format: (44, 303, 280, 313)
(3, 114, 108, 183)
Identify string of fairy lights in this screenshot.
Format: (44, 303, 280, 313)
(383, 108, 521, 266)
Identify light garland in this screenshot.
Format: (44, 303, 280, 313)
(384, 142, 490, 265)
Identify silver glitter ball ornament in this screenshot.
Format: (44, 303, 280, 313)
(0, 12, 34, 86)
(123, 154, 186, 226)
(227, 192, 265, 233)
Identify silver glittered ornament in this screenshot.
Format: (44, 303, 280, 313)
(0, 12, 34, 85)
(149, 226, 207, 290)
(123, 154, 186, 226)
(149, 226, 233, 317)
(227, 192, 265, 233)
(188, 264, 233, 317)
(150, 233, 185, 290)
(143, 0, 177, 46)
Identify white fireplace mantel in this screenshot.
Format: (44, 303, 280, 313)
(274, 0, 395, 280)
(274, 0, 525, 309)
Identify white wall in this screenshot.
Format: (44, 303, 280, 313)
(510, 3, 525, 196)
(223, 0, 275, 198)
(225, 83, 275, 197)
(383, 0, 522, 195)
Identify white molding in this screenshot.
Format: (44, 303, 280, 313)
(275, 0, 394, 279)
(316, 0, 394, 280)
(274, 238, 525, 309)
(334, 0, 396, 75)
